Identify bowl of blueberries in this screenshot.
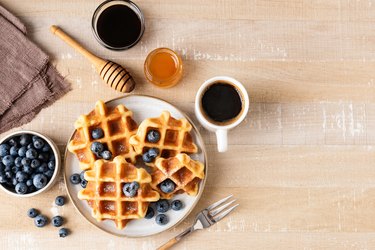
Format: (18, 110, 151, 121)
(0, 130, 61, 197)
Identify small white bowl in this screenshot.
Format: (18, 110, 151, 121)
(0, 130, 61, 197)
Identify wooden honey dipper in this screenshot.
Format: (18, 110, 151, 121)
(50, 25, 135, 93)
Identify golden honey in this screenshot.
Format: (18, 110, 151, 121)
(144, 48, 183, 88)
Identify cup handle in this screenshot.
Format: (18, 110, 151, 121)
(215, 129, 228, 152)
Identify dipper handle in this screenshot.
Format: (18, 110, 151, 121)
(50, 25, 106, 69)
(50, 25, 135, 93)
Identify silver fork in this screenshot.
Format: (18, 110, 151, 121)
(157, 195, 239, 250)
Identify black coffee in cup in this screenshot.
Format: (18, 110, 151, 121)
(201, 82, 243, 124)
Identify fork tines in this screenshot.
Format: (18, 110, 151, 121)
(207, 195, 239, 223)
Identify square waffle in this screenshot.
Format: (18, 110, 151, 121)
(151, 153, 205, 199)
(129, 111, 198, 166)
(78, 156, 160, 229)
(68, 100, 138, 170)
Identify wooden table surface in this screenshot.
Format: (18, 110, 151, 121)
(2, 0, 375, 249)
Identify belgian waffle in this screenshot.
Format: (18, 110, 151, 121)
(129, 111, 198, 166)
(67, 100, 138, 170)
(151, 153, 204, 199)
(78, 156, 160, 229)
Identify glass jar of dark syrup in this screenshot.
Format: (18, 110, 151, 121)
(92, 0, 145, 50)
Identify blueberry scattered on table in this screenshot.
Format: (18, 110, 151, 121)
(90, 142, 104, 154)
(123, 181, 139, 197)
(147, 130, 161, 143)
(171, 200, 183, 211)
(70, 173, 81, 185)
(91, 128, 104, 139)
(160, 179, 176, 194)
(34, 214, 48, 227)
(33, 174, 48, 189)
(155, 214, 168, 225)
(156, 199, 170, 213)
(100, 150, 112, 160)
(0, 144, 10, 157)
(145, 207, 155, 219)
(52, 216, 64, 227)
(59, 228, 69, 238)
(55, 196, 65, 206)
(27, 208, 39, 218)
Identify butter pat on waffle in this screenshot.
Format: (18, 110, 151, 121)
(129, 111, 198, 165)
(152, 153, 204, 199)
(78, 156, 160, 229)
(67, 100, 138, 170)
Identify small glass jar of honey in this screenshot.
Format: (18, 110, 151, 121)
(144, 48, 183, 88)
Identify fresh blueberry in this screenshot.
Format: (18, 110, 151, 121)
(42, 144, 51, 152)
(2, 155, 14, 167)
(11, 166, 20, 174)
(12, 177, 17, 186)
(34, 215, 48, 227)
(26, 148, 38, 159)
(80, 179, 87, 188)
(160, 179, 176, 194)
(45, 170, 54, 178)
(38, 153, 49, 162)
(80, 170, 86, 181)
(90, 142, 104, 154)
(55, 196, 65, 206)
(18, 147, 27, 157)
(0, 144, 10, 157)
(122, 181, 140, 197)
(37, 164, 48, 173)
(27, 208, 39, 218)
(147, 130, 161, 143)
(15, 182, 27, 194)
(10, 146, 19, 156)
(33, 174, 48, 189)
(27, 143, 34, 149)
(142, 152, 152, 163)
(100, 150, 112, 160)
(155, 214, 169, 225)
(16, 171, 29, 183)
(59, 228, 69, 238)
(33, 138, 45, 149)
(47, 160, 55, 170)
(156, 199, 170, 213)
(26, 179, 33, 187)
(52, 216, 64, 227)
(19, 134, 31, 146)
(145, 207, 155, 219)
(5, 171, 13, 179)
(171, 200, 183, 211)
(8, 138, 18, 147)
(23, 165, 33, 175)
(91, 128, 104, 139)
(148, 148, 159, 158)
(21, 157, 31, 166)
(0, 175, 6, 184)
(31, 159, 41, 169)
(14, 157, 22, 167)
(70, 173, 80, 185)
(32, 135, 39, 142)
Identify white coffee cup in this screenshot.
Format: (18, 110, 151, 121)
(195, 76, 249, 152)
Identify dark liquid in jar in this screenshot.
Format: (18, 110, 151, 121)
(96, 4, 142, 48)
(201, 82, 242, 123)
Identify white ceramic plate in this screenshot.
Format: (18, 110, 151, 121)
(64, 95, 207, 237)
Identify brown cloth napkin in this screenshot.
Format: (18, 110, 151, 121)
(0, 5, 70, 133)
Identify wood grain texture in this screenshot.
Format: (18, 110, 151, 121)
(1, 0, 375, 249)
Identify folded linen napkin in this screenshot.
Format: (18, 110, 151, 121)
(0, 5, 70, 133)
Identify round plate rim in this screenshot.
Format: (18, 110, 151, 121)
(63, 94, 208, 237)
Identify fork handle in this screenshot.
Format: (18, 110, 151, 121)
(157, 227, 194, 250)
